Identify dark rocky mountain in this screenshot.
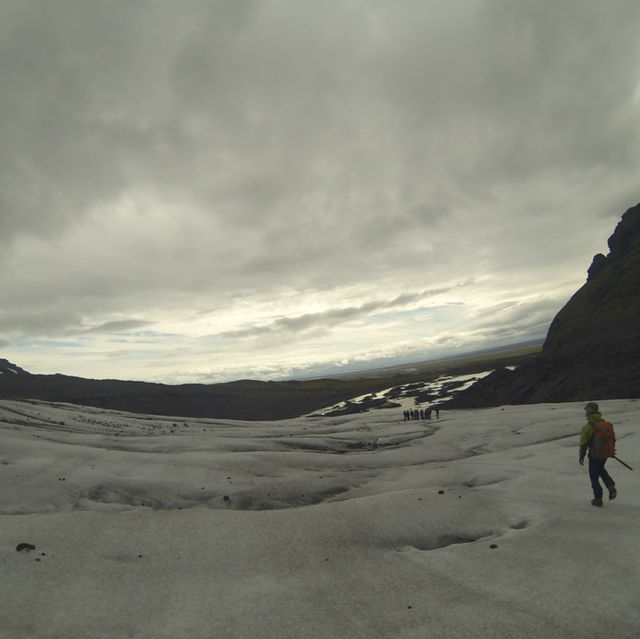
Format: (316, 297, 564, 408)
(0, 359, 30, 376)
(446, 202, 640, 408)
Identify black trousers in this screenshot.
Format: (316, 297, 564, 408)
(588, 457, 615, 499)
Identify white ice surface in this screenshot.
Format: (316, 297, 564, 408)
(1, 397, 639, 638)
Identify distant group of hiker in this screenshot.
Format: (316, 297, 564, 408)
(404, 406, 439, 421)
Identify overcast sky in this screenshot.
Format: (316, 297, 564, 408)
(1, 1, 639, 384)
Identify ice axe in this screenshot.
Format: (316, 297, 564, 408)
(613, 455, 634, 471)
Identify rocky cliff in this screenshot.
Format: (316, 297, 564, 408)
(446, 202, 640, 407)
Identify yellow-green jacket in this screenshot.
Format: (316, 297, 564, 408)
(579, 411, 602, 460)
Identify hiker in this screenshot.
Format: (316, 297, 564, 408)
(579, 402, 617, 507)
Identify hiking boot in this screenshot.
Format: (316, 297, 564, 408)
(609, 489, 617, 500)
(591, 498, 603, 507)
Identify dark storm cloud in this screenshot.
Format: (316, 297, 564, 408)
(0, 306, 151, 340)
(366, 0, 640, 177)
(0, 309, 82, 337)
(2, 0, 637, 251)
(82, 320, 154, 334)
(0, 1, 145, 241)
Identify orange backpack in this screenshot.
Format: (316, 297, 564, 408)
(590, 420, 616, 459)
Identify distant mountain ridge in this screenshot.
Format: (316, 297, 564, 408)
(446, 201, 640, 407)
(0, 345, 539, 420)
(0, 359, 30, 376)
(0, 369, 387, 421)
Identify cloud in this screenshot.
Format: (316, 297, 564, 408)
(82, 320, 155, 334)
(218, 285, 472, 340)
(0, 309, 82, 338)
(0, 1, 638, 381)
